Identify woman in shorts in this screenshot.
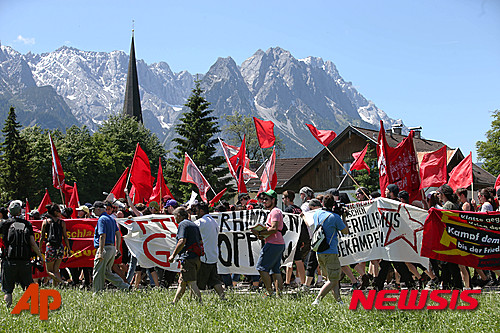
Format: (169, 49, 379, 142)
(40, 203, 71, 286)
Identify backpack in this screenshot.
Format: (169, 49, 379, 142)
(311, 212, 335, 252)
(5, 218, 32, 260)
(47, 218, 63, 247)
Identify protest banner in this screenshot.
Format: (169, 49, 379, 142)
(31, 219, 99, 270)
(116, 210, 301, 275)
(303, 198, 429, 266)
(422, 208, 500, 270)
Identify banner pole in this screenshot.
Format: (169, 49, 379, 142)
(325, 146, 369, 199)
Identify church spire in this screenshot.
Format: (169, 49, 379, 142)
(123, 30, 143, 123)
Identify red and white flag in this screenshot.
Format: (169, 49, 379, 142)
(219, 138, 258, 181)
(49, 133, 65, 189)
(419, 145, 447, 190)
(448, 152, 473, 191)
(306, 124, 337, 147)
(253, 117, 276, 148)
(495, 174, 500, 193)
(350, 144, 370, 174)
(130, 143, 154, 203)
(181, 153, 211, 202)
(258, 147, 277, 194)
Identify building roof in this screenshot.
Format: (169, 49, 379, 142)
(246, 157, 310, 190)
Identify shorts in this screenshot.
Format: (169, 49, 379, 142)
(45, 244, 64, 262)
(256, 243, 285, 275)
(179, 257, 201, 282)
(197, 262, 222, 289)
(1, 260, 33, 294)
(317, 253, 341, 281)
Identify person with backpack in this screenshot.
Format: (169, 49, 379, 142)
(40, 203, 71, 286)
(311, 194, 349, 305)
(0, 200, 44, 307)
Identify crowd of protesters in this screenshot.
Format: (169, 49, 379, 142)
(1, 183, 500, 306)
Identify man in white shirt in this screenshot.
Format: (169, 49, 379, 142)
(193, 202, 225, 300)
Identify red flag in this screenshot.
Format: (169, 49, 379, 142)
(62, 183, 73, 205)
(495, 174, 500, 193)
(350, 144, 370, 174)
(209, 188, 227, 207)
(234, 135, 248, 194)
(258, 147, 277, 194)
(68, 182, 80, 218)
(38, 189, 52, 215)
(253, 117, 276, 148)
(110, 167, 129, 200)
(181, 153, 211, 202)
(130, 143, 153, 203)
(25, 198, 30, 220)
(448, 152, 473, 191)
(219, 138, 258, 181)
(419, 146, 447, 190)
(377, 121, 422, 202)
(49, 133, 65, 189)
(306, 124, 337, 147)
(149, 158, 174, 204)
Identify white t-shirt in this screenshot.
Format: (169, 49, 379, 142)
(194, 214, 219, 264)
(481, 202, 494, 212)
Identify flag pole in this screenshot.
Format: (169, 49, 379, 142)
(324, 146, 369, 199)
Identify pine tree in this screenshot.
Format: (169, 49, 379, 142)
(166, 81, 231, 201)
(0, 106, 33, 203)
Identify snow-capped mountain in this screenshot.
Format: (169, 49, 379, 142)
(0, 43, 401, 157)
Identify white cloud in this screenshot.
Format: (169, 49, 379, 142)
(16, 35, 35, 45)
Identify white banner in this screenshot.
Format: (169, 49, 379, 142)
(116, 210, 301, 275)
(303, 197, 429, 266)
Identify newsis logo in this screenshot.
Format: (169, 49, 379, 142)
(349, 289, 481, 310)
(11, 283, 61, 320)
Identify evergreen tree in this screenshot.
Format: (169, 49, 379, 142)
(477, 110, 500, 176)
(0, 106, 33, 203)
(353, 144, 380, 194)
(166, 81, 231, 201)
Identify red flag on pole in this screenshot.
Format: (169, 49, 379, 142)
(253, 117, 276, 148)
(49, 133, 65, 189)
(130, 143, 153, 203)
(181, 153, 211, 202)
(209, 188, 227, 207)
(258, 147, 277, 194)
(495, 174, 500, 194)
(350, 144, 370, 174)
(38, 189, 52, 215)
(419, 146, 448, 190)
(219, 138, 258, 181)
(25, 198, 30, 220)
(377, 121, 422, 202)
(149, 158, 174, 204)
(233, 135, 248, 194)
(68, 182, 80, 218)
(306, 124, 337, 147)
(110, 167, 130, 200)
(448, 152, 473, 191)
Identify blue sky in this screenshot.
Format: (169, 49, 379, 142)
(1, 0, 499, 162)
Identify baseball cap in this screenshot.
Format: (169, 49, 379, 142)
(263, 189, 277, 199)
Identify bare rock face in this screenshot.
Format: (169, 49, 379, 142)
(0, 44, 401, 157)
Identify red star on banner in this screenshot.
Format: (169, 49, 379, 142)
(378, 202, 424, 253)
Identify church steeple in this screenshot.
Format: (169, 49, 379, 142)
(123, 31, 143, 123)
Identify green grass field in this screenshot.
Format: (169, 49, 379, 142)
(1, 287, 499, 332)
